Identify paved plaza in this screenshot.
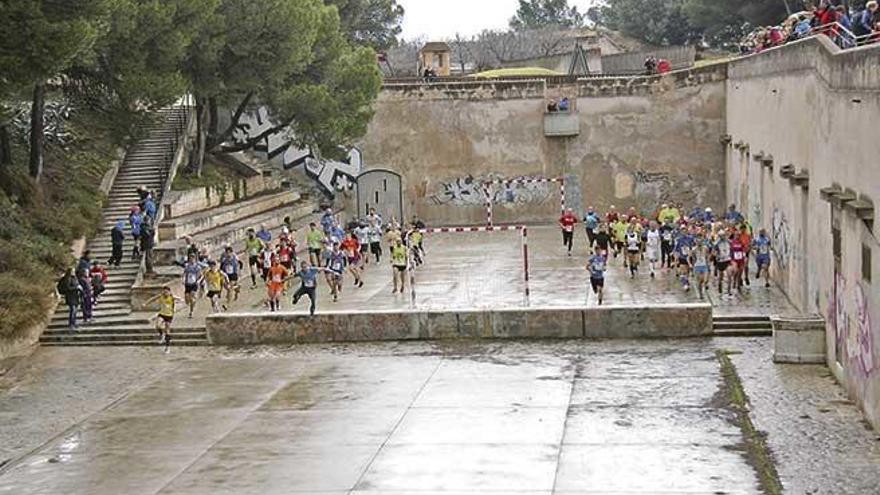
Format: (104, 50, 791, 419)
(2, 340, 879, 494)
(176, 226, 796, 323)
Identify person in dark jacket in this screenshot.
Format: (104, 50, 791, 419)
(109, 220, 125, 266)
(854, 2, 879, 37)
(57, 269, 82, 331)
(140, 215, 156, 274)
(78, 270, 94, 324)
(76, 250, 92, 274)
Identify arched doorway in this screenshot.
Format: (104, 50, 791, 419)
(357, 169, 403, 223)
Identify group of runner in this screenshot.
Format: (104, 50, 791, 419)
(565, 203, 772, 305)
(148, 208, 427, 349)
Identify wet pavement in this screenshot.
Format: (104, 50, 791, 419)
(2, 340, 878, 494)
(180, 226, 796, 322)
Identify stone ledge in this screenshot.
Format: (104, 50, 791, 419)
(206, 304, 712, 345)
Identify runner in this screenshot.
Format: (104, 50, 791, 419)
(390, 238, 408, 294)
(266, 256, 289, 312)
(713, 231, 734, 296)
(587, 248, 607, 305)
(674, 225, 693, 291)
(219, 245, 241, 308)
(306, 222, 325, 267)
(625, 225, 641, 278)
(277, 239, 295, 271)
(753, 228, 772, 288)
(354, 222, 371, 265)
(737, 224, 752, 286)
(559, 208, 578, 256)
(731, 233, 747, 293)
(593, 223, 612, 257)
(326, 243, 347, 301)
(368, 220, 383, 263)
(407, 224, 424, 266)
(691, 232, 712, 299)
(244, 229, 264, 289)
(203, 261, 229, 313)
(644, 221, 661, 278)
(291, 261, 325, 315)
(583, 207, 600, 248)
(182, 254, 203, 318)
(340, 232, 364, 288)
(259, 243, 275, 283)
(659, 219, 675, 268)
(142, 286, 182, 353)
(612, 215, 628, 262)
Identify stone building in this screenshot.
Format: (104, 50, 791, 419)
(418, 42, 451, 76)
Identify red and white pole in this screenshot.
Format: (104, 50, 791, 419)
(559, 178, 566, 216)
(522, 226, 530, 305)
(484, 183, 493, 227)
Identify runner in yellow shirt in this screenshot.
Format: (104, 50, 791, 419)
(143, 286, 183, 353)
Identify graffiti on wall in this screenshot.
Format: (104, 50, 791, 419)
(631, 171, 708, 211)
(771, 206, 791, 270)
(829, 273, 877, 380)
(231, 106, 362, 196)
(428, 174, 552, 207)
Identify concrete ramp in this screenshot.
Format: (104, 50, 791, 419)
(206, 304, 712, 345)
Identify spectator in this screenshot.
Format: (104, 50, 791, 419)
(644, 55, 657, 75)
(141, 215, 156, 274)
(656, 59, 671, 74)
(57, 268, 82, 331)
(547, 99, 558, 112)
(854, 2, 879, 37)
(108, 220, 125, 266)
(558, 97, 570, 112)
(90, 261, 108, 300)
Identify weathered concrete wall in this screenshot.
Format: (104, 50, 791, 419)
(206, 304, 713, 345)
(725, 37, 880, 428)
(360, 66, 728, 225)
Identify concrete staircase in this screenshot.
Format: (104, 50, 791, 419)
(712, 314, 773, 336)
(41, 107, 207, 347)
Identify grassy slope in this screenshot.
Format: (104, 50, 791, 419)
(0, 102, 152, 341)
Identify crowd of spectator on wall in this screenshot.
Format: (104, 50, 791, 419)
(740, 0, 880, 55)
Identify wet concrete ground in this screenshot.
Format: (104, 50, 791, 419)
(2, 340, 879, 494)
(179, 226, 796, 322)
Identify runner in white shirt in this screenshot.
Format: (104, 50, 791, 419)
(644, 222, 661, 279)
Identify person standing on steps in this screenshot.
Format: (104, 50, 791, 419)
(78, 269, 94, 324)
(57, 268, 82, 331)
(108, 221, 125, 267)
(559, 208, 578, 256)
(143, 286, 182, 354)
(140, 215, 156, 275)
(129, 206, 143, 260)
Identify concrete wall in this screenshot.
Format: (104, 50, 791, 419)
(725, 37, 880, 428)
(361, 65, 728, 226)
(206, 304, 713, 345)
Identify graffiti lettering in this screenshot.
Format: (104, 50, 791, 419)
(771, 206, 791, 270)
(429, 174, 551, 207)
(231, 106, 362, 197)
(632, 170, 706, 212)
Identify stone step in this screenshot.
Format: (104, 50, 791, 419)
(43, 324, 185, 336)
(158, 190, 301, 242)
(50, 307, 132, 322)
(154, 200, 317, 265)
(47, 316, 149, 330)
(712, 315, 772, 336)
(40, 339, 207, 347)
(712, 314, 771, 322)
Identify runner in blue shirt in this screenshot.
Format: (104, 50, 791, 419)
(291, 261, 328, 315)
(583, 207, 600, 248)
(752, 229, 772, 288)
(674, 227, 694, 291)
(586, 249, 607, 305)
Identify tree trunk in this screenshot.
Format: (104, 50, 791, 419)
(0, 124, 11, 167)
(29, 83, 45, 181)
(208, 97, 218, 136)
(190, 94, 208, 177)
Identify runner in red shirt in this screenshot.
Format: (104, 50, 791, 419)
(730, 235, 746, 293)
(340, 232, 364, 287)
(559, 208, 578, 257)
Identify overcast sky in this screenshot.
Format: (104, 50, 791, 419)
(397, 0, 598, 41)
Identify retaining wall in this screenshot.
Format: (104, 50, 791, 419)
(206, 304, 712, 345)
